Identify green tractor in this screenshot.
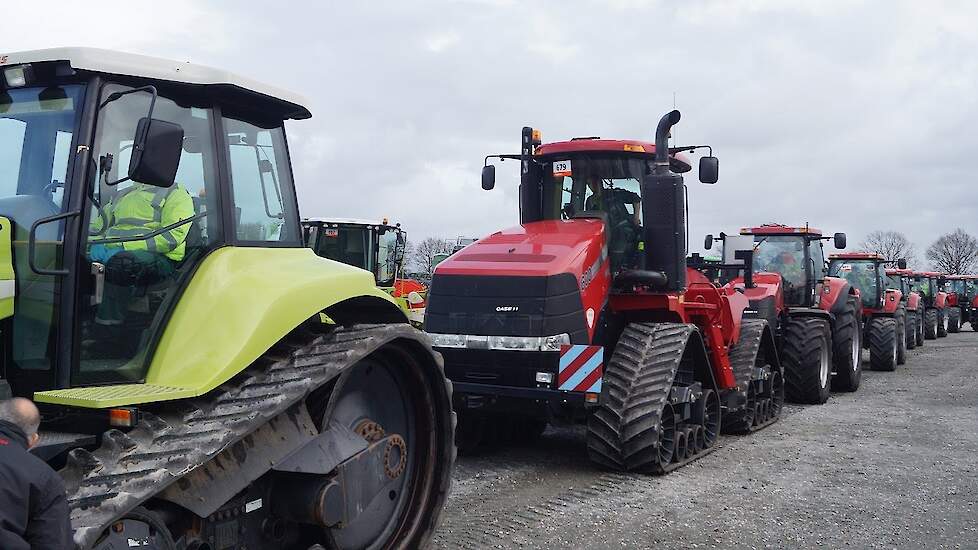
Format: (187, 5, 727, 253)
(303, 217, 427, 327)
(0, 47, 454, 549)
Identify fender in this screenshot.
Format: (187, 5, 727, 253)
(946, 294, 958, 307)
(881, 289, 903, 314)
(35, 248, 405, 408)
(786, 306, 833, 324)
(907, 292, 921, 312)
(935, 292, 947, 309)
(972, 296, 978, 309)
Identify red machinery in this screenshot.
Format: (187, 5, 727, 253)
(426, 112, 784, 473)
(885, 267, 924, 348)
(941, 274, 966, 333)
(708, 225, 861, 403)
(912, 271, 949, 339)
(828, 253, 905, 371)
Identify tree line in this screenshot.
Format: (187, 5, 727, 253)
(860, 228, 978, 273)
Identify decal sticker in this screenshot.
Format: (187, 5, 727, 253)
(558, 345, 603, 393)
(0, 55, 7, 65)
(245, 498, 263, 513)
(324, 228, 338, 237)
(840, 264, 852, 272)
(581, 256, 603, 290)
(586, 308, 595, 328)
(552, 160, 572, 177)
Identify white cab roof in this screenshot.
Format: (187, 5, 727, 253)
(303, 217, 391, 227)
(1, 47, 310, 119)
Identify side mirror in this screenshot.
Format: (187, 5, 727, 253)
(704, 234, 714, 250)
(833, 232, 846, 249)
(129, 117, 184, 188)
(481, 164, 496, 190)
(897, 258, 907, 269)
(698, 156, 719, 184)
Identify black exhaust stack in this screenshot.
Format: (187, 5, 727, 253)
(640, 110, 686, 291)
(519, 126, 543, 224)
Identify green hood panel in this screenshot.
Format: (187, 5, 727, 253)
(36, 247, 400, 408)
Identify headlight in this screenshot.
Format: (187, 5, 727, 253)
(428, 333, 466, 348)
(488, 335, 539, 351)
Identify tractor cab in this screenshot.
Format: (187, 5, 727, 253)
(736, 224, 846, 307)
(302, 217, 406, 289)
(913, 271, 938, 300)
(827, 253, 903, 311)
(0, 48, 307, 399)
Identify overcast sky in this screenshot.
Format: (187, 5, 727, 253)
(6, 0, 977, 266)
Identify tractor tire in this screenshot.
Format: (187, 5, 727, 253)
(586, 323, 716, 474)
(916, 309, 925, 346)
(948, 307, 961, 333)
(782, 316, 832, 404)
(905, 310, 917, 350)
(895, 308, 907, 365)
(831, 297, 862, 392)
(868, 317, 898, 371)
(937, 308, 948, 337)
(924, 308, 938, 340)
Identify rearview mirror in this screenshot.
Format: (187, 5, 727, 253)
(833, 232, 846, 249)
(897, 258, 907, 269)
(129, 117, 184, 188)
(704, 234, 714, 250)
(482, 165, 495, 190)
(699, 156, 719, 184)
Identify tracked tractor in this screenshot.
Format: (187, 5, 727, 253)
(303, 217, 427, 327)
(426, 111, 785, 473)
(913, 271, 949, 339)
(0, 48, 454, 550)
(707, 225, 861, 403)
(885, 267, 924, 348)
(827, 253, 905, 371)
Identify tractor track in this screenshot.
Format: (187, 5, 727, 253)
(433, 333, 978, 549)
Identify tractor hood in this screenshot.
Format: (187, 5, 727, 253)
(434, 219, 606, 279)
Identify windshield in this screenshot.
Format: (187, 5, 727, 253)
(0, 85, 83, 375)
(541, 156, 646, 272)
(377, 227, 404, 288)
(751, 235, 807, 294)
(913, 277, 933, 297)
(315, 225, 373, 273)
(949, 280, 966, 294)
(828, 259, 880, 308)
(884, 273, 904, 293)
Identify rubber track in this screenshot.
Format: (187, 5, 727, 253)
(61, 323, 454, 549)
(723, 318, 782, 433)
(782, 316, 831, 404)
(586, 323, 712, 474)
(868, 317, 897, 371)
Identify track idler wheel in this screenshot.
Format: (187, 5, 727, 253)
(656, 403, 677, 469)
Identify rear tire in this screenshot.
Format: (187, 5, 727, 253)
(895, 309, 907, 365)
(782, 316, 832, 404)
(831, 297, 862, 392)
(948, 307, 961, 333)
(868, 317, 897, 371)
(924, 308, 938, 340)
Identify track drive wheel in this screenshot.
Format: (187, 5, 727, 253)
(895, 309, 907, 366)
(831, 297, 862, 392)
(313, 350, 454, 550)
(924, 308, 938, 340)
(948, 307, 961, 333)
(93, 507, 176, 550)
(868, 317, 897, 371)
(782, 316, 832, 404)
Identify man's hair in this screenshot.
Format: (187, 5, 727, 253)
(0, 398, 41, 437)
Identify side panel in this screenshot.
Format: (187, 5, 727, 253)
(0, 217, 14, 321)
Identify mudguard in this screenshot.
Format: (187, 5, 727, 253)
(907, 292, 921, 311)
(946, 294, 958, 307)
(936, 292, 947, 309)
(35, 248, 406, 407)
(816, 276, 851, 314)
(882, 289, 903, 314)
(972, 296, 978, 309)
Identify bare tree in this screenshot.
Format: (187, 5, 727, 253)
(410, 237, 454, 277)
(859, 230, 917, 267)
(926, 229, 978, 274)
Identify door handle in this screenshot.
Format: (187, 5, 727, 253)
(91, 262, 105, 305)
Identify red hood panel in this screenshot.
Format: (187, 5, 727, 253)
(434, 219, 606, 278)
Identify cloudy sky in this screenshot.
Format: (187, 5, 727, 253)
(6, 0, 977, 266)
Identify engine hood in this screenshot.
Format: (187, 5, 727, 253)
(434, 219, 606, 279)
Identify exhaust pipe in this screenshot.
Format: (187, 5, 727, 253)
(640, 110, 686, 291)
(654, 110, 681, 174)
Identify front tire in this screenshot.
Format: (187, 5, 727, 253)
(831, 297, 862, 392)
(782, 316, 832, 404)
(868, 317, 898, 371)
(895, 308, 907, 365)
(948, 307, 961, 333)
(937, 308, 948, 337)
(924, 308, 938, 340)
(905, 311, 917, 350)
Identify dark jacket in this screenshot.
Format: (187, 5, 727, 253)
(0, 420, 73, 550)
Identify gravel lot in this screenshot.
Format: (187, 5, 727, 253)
(431, 331, 978, 549)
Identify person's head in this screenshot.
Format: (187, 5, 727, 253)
(586, 176, 602, 193)
(0, 398, 42, 448)
(778, 251, 796, 265)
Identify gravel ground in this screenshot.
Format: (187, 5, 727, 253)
(431, 331, 978, 549)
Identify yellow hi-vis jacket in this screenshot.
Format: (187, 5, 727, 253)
(92, 183, 195, 262)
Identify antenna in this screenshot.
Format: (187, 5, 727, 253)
(672, 92, 677, 144)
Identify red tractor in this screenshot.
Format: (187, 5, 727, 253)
(828, 253, 906, 371)
(426, 111, 785, 473)
(885, 267, 924, 348)
(941, 275, 967, 333)
(913, 271, 949, 339)
(706, 225, 861, 403)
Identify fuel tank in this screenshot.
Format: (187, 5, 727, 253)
(425, 219, 610, 343)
